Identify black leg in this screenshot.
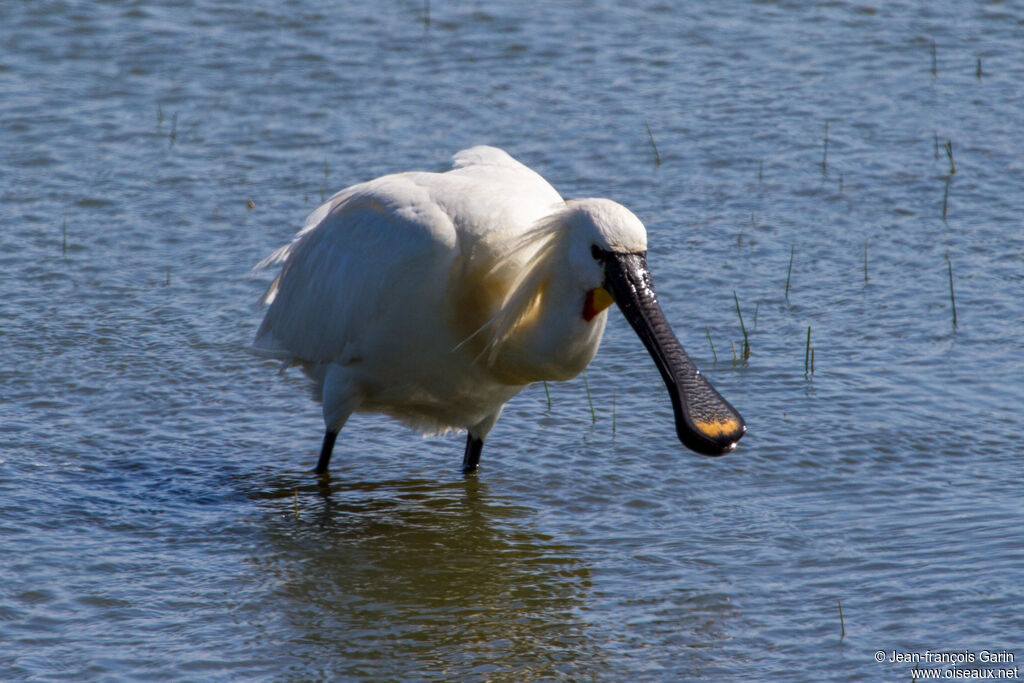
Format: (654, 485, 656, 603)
(461, 433, 484, 473)
(316, 430, 338, 474)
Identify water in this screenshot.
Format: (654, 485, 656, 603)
(2, 1, 1022, 680)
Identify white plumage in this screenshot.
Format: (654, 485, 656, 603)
(254, 146, 744, 473)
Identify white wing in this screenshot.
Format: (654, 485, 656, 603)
(253, 174, 458, 363)
(252, 146, 564, 365)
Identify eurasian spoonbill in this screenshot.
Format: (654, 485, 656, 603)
(253, 146, 745, 473)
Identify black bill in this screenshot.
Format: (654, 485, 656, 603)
(602, 251, 746, 456)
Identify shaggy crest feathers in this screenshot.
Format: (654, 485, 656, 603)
(454, 210, 570, 366)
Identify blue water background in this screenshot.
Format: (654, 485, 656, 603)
(2, 1, 1022, 679)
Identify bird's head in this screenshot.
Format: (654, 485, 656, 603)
(563, 199, 647, 315)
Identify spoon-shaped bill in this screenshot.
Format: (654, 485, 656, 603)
(603, 251, 746, 456)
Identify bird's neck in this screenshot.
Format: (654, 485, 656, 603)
(485, 255, 607, 386)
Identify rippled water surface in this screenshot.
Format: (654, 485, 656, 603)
(2, 1, 1022, 680)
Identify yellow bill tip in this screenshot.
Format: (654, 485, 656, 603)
(694, 417, 744, 440)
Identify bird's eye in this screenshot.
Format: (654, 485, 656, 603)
(591, 245, 603, 261)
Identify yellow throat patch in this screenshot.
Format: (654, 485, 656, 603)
(582, 286, 614, 322)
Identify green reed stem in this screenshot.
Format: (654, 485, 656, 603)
(733, 291, 749, 361)
(822, 120, 829, 171)
(838, 599, 846, 640)
(645, 122, 662, 167)
(785, 245, 795, 301)
(947, 258, 958, 329)
(583, 373, 596, 424)
(612, 388, 616, 435)
(705, 327, 718, 364)
(863, 237, 869, 283)
(805, 325, 812, 376)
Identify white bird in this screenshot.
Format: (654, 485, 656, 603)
(254, 146, 745, 474)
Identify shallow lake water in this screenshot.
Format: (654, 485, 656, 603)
(2, 1, 1022, 680)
